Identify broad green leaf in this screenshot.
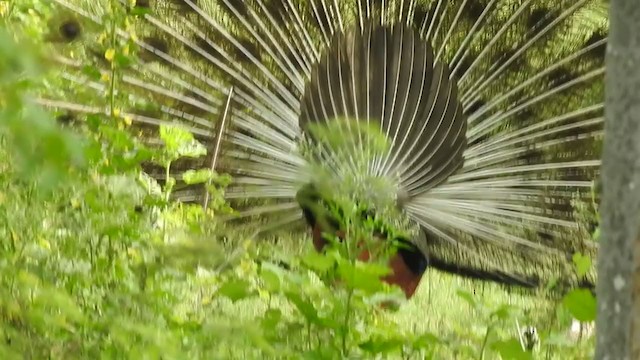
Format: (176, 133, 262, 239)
(159, 124, 207, 160)
(160, 125, 192, 151)
(491, 304, 514, 322)
(563, 288, 597, 322)
(137, 172, 162, 196)
(114, 52, 132, 67)
(491, 338, 533, 360)
(413, 332, 444, 348)
(359, 337, 404, 355)
(301, 251, 335, 273)
(182, 169, 213, 184)
(545, 275, 561, 292)
(247, 327, 277, 357)
(261, 309, 282, 332)
(259, 266, 281, 293)
(218, 279, 254, 303)
(337, 260, 387, 294)
(82, 64, 102, 81)
(179, 142, 207, 158)
(572, 253, 592, 278)
(285, 291, 319, 324)
(456, 290, 477, 309)
(318, 315, 341, 330)
(213, 173, 233, 187)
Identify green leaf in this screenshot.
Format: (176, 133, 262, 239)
(213, 173, 232, 187)
(259, 266, 281, 293)
(182, 169, 213, 185)
(337, 259, 387, 294)
(245, 325, 277, 357)
(160, 124, 192, 150)
(260, 309, 282, 332)
(137, 172, 163, 197)
(301, 251, 335, 273)
(456, 290, 477, 310)
(544, 275, 560, 292)
(359, 337, 404, 355)
(491, 338, 533, 360)
(490, 304, 513, 322)
(114, 52, 132, 67)
(413, 332, 444, 348)
(218, 279, 254, 303)
(82, 65, 102, 81)
(179, 142, 207, 159)
(318, 315, 341, 330)
(285, 291, 319, 324)
(159, 124, 207, 160)
(164, 177, 176, 194)
(572, 253, 592, 278)
(563, 288, 597, 322)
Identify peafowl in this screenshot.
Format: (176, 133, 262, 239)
(36, 0, 606, 299)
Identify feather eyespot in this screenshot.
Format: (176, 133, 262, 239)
(58, 19, 82, 42)
(56, 113, 76, 126)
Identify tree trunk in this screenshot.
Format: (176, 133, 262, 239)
(595, 0, 640, 359)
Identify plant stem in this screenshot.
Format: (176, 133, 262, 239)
(162, 161, 172, 239)
(478, 325, 492, 360)
(340, 211, 356, 356)
(342, 288, 354, 356)
(164, 161, 172, 202)
(108, 6, 118, 121)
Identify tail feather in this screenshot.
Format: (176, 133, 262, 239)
(300, 22, 467, 192)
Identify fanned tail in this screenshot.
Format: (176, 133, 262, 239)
(37, 0, 606, 292)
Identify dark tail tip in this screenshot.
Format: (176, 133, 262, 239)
(46, 18, 82, 43)
(134, 0, 151, 9)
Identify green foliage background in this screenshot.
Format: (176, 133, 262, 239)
(0, 1, 598, 359)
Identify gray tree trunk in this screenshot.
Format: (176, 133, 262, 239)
(595, 0, 640, 359)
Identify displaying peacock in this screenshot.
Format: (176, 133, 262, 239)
(36, 0, 606, 299)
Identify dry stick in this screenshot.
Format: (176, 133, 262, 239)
(203, 87, 235, 209)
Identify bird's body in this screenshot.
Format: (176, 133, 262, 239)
(298, 182, 429, 298)
(39, 0, 606, 297)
